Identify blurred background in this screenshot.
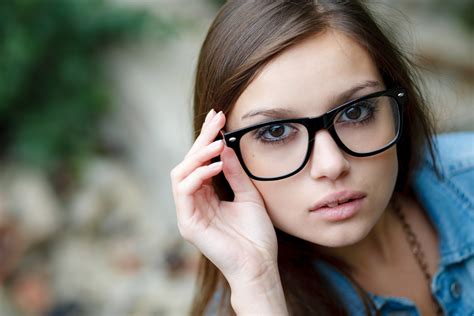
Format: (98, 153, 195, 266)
(0, 0, 472, 315)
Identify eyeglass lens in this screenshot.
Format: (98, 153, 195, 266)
(238, 95, 400, 179)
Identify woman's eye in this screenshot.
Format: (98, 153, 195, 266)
(345, 106, 363, 120)
(268, 125, 285, 138)
(256, 124, 295, 142)
(338, 102, 373, 123)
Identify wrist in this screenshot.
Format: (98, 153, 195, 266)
(228, 265, 288, 315)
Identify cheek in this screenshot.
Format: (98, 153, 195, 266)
(356, 147, 399, 210)
(252, 181, 289, 207)
(251, 179, 302, 223)
(366, 148, 398, 189)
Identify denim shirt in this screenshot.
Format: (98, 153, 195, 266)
(316, 132, 474, 316)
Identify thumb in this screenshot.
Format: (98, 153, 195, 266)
(221, 146, 261, 203)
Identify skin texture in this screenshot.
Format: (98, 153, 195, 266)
(226, 30, 399, 251)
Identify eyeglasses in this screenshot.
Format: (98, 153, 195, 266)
(222, 88, 406, 181)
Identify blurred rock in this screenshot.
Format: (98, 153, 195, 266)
(0, 221, 24, 283)
(0, 286, 20, 316)
(68, 158, 145, 237)
(0, 166, 61, 247)
(11, 270, 52, 316)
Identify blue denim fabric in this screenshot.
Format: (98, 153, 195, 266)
(316, 132, 474, 316)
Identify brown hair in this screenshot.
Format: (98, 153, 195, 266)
(190, 1, 436, 315)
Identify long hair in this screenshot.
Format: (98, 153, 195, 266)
(190, 1, 436, 315)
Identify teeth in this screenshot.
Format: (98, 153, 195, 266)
(327, 202, 338, 207)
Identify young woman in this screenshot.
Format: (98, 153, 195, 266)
(170, 1, 474, 315)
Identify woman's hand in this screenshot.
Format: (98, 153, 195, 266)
(171, 109, 289, 314)
(170, 109, 278, 284)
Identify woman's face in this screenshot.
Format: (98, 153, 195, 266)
(226, 30, 398, 247)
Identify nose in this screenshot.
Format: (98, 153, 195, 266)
(308, 130, 350, 181)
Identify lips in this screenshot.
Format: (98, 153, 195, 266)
(310, 190, 367, 212)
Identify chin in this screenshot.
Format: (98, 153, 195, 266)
(309, 223, 373, 248)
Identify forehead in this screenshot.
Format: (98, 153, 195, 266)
(226, 30, 383, 130)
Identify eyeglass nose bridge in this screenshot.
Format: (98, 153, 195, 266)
(300, 111, 355, 172)
(301, 111, 338, 142)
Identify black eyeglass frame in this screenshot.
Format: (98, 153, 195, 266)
(221, 87, 406, 181)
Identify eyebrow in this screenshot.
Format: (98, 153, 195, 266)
(240, 80, 382, 121)
(334, 80, 381, 105)
(241, 108, 296, 120)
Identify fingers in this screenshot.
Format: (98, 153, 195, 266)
(187, 110, 225, 158)
(171, 108, 224, 191)
(177, 161, 223, 197)
(171, 108, 225, 223)
(221, 146, 260, 203)
(173, 161, 223, 223)
(204, 108, 216, 123)
(171, 139, 224, 182)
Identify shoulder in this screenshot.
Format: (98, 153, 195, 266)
(429, 132, 474, 177)
(412, 132, 474, 262)
(414, 132, 474, 194)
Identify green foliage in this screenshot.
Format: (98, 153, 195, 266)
(0, 0, 166, 171)
(431, 0, 474, 32)
(208, 0, 474, 32)
(210, 0, 226, 8)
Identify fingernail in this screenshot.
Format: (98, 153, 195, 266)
(204, 109, 216, 123)
(209, 161, 223, 169)
(212, 111, 223, 123)
(209, 140, 223, 149)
